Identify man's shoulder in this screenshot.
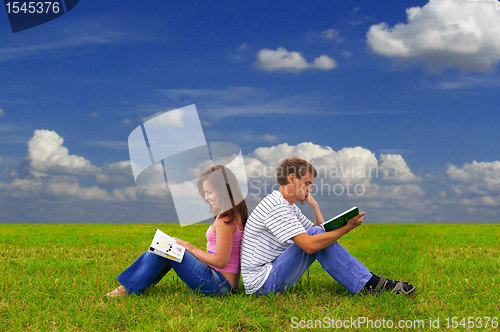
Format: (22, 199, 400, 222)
(264, 190, 289, 205)
(254, 191, 289, 211)
(246, 191, 290, 225)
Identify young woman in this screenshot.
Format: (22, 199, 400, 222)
(107, 165, 247, 297)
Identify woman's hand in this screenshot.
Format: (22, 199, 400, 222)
(174, 238, 194, 253)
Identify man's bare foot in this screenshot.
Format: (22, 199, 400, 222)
(106, 286, 128, 298)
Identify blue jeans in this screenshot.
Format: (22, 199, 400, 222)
(255, 226, 372, 295)
(117, 250, 232, 297)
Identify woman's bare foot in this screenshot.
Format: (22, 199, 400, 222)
(106, 286, 128, 298)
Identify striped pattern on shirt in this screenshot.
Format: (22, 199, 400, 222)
(241, 190, 313, 294)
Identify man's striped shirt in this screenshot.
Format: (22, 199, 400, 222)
(241, 190, 313, 294)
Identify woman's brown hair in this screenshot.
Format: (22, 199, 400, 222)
(197, 165, 248, 228)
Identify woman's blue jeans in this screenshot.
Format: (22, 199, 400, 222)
(117, 250, 232, 297)
(255, 226, 372, 295)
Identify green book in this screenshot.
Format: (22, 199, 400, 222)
(323, 206, 359, 232)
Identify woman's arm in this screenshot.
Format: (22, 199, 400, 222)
(174, 217, 234, 268)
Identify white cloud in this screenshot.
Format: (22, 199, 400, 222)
(90, 112, 99, 117)
(238, 43, 248, 50)
(262, 134, 278, 142)
(46, 182, 110, 200)
(121, 118, 132, 125)
(437, 78, 483, 90)
(379, 154, 421, 182)
(255, 47, 337, 72)
(425, 160, 500, 212)
(112, 185, 168, 202)
(380, 149, 414, 154)
(447, 160, 500, 192)
(28, 130, 101, 176)
(140, 109, 185, 127)
(2, 132, 500, 223)
(249, 143, 384, 185)
(314, 147, 379, 184)
(0, 107, 4, 116)
(244, 143, 377, 190)
(0, 129, 167, 203)
(312, 55, 338, 70)
(435, 76, 500, 90)
(243, 142, 433, 222)
(342, 51, 353, 58)
(255, 48, 308, 71)
(96, 161, 134, 188)
(321, 28, 345, 42)
(251, 142, 334, 169)
(365, 183, 426, 199)
(367, 0, 500, 72)
(0, 179, 43, 198)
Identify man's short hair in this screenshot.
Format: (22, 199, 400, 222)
(276, 157, 317, 185)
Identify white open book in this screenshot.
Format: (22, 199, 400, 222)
(148, 228, 186, 263)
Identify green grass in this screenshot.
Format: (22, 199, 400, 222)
(1, 224, 499, 331)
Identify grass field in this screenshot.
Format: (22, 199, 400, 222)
(0, 224, 499, 331)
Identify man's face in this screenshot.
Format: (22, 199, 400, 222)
(294, 172, 313, 201)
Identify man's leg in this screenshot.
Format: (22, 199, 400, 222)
(309, 226, 372, 294)
(255, 241, 316, 295)
(256, 227, 372, 295)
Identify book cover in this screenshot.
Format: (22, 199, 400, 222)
(323, 207, 359, 232)
(148, 228, 186, 263)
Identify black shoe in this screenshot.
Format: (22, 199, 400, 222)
(369, 276, 416, 296)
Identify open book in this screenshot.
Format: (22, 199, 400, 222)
(322, 206, 359, 232)
(148, 228, 186, 263)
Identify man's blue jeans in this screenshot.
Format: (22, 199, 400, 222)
(255, 226, 372, 295)
(117, 250, 232, 297)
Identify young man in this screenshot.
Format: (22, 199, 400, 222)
(241, 157, 415, 296)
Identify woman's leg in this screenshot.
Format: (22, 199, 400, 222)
(117, 250, 173, 295)
(168, 251, 232, 296)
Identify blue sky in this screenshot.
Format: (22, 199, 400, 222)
(1, 0, 500, 224)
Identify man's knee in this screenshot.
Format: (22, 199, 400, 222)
(307, 226, 325, 236)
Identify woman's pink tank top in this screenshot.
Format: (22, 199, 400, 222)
(205, 220, 243, 274)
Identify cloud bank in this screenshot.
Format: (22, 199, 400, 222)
(28, 130, 100, 176)
(367, 0, 500, 72)
(0, 130, 498, 223)
(255, 47, 337, 72)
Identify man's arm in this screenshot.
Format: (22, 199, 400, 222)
(299, 193, 324, 226)
(291, 212, 365, 254)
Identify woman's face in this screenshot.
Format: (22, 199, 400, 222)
(202, 180, 222, 210)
